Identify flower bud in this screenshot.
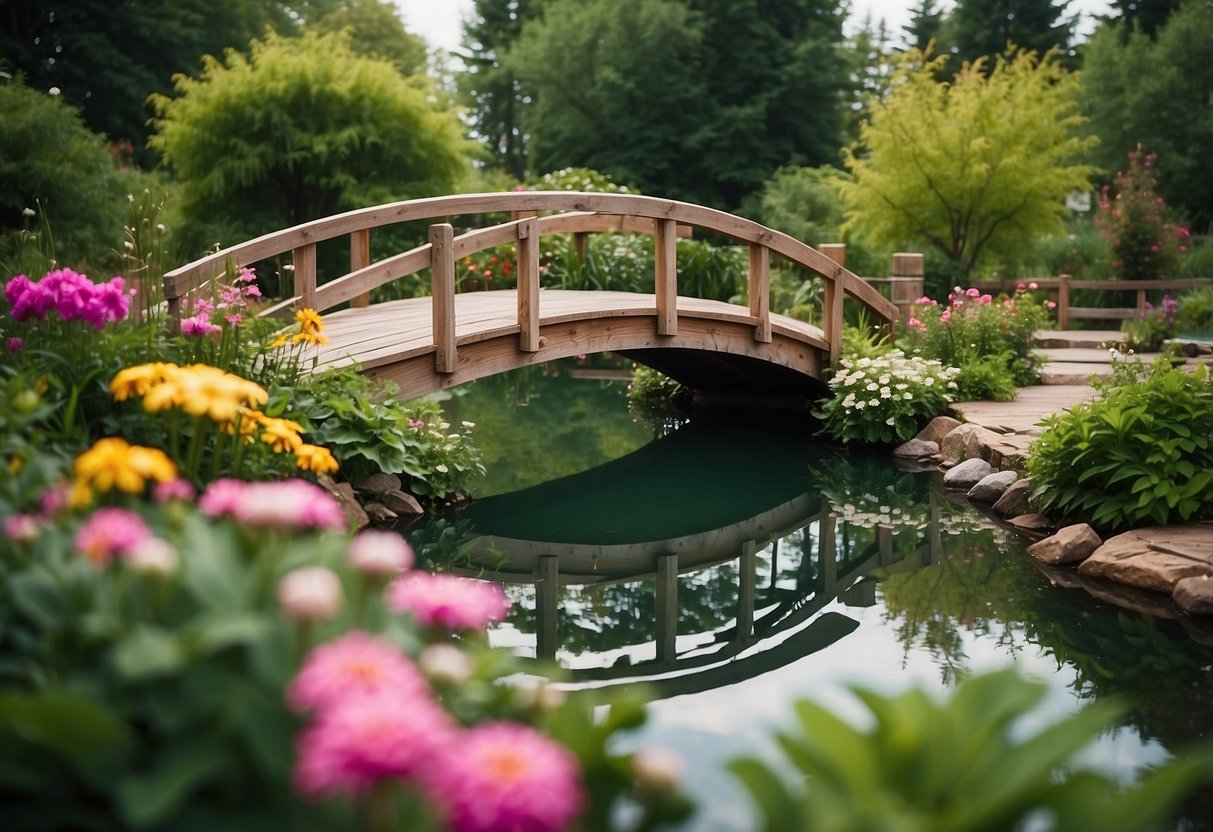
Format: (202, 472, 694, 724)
(347, 530, 413, 578)
(126, 537, 179, 577)
(418, 642, 474, 686)
(632, 747, 685, 796)
(278, 566, 342, 623)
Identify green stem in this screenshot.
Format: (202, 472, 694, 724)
(184, 414, 207, 482)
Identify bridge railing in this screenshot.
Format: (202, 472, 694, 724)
(163, 192, 899, 364)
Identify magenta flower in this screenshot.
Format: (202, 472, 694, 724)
(293, 690, 454, 799)
(199, 478, 345, 530)
(425, 722, 585, 832)
(386, 572, 510, 631)
(347, 530, 414, 578)
(154, 477, 196, 503)
(180, 314, 221, 337)
(74, 507, 152, 566)
(4, 274, 32, 307)
(6, 337, 23, 353)
(288, 630, 428, 714)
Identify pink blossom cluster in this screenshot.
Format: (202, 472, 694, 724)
(386, 571, 510, 630)
(289, 631, 585, 831)
(4, 268, 132, 329)
(180, 266, 262, 336)
(71, 507, 177, 574)
(199, 478, 345, 530)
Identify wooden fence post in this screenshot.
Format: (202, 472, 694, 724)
(889, 253, 924, 320)
(655, 218, 677, 336)
(350, 229, 370, 308)
(748, 243, 771, 343)
(820, 244, 846, 363)
(294, 243, 317, 311)
(430, 223, 456, 374)
(516, 217, 540, 352)
(1057, 274, 1070, 330)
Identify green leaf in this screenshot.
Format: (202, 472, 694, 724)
(113, 626, 187, 682)
(0, 689, 132, 785)
(117, 736, 230, 829)
(727, 757, 802, 832)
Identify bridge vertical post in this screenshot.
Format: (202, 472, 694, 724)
(748, 243, 772, 343)
(537, 555, 559, 660)
(655, 553, 678, 664)
(430, 223, 457, 374)
(818, 515, 838, 597)
(294, 243, 317, 311)
(655, 219, 678, 336)
(821, 243, 846, 364)
(516, 217, 541, 352)
(350, 229, 371, 308)
(737, 541, 757, 645)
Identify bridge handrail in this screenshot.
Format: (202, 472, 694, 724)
(163, 192, 899, 362)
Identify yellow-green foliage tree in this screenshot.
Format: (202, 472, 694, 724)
(150, 30, 471, 252)
(839, 48, 1096, 278)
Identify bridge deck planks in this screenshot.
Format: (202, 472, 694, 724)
(308, 289, 827, 374)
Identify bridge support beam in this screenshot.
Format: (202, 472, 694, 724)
(748, 243, 771, 343)
(517, 217, 540, 352)
(430, 223, 456, 373)
(656, 553, 678, 664)
(655, 219, 677, 336)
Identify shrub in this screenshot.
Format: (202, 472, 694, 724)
(627, 364, 691, 413)
(1121, 296, 1179, 351)
(1027, 357, 1213, 531)
(1176, 286, 1213, 338)
(729, 667, 1212, 832)
(900, 286, 1051, 399)
(813, 350, 959, 445)
(1095, 147, 1189, 281)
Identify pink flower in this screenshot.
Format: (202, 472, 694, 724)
(74, 507, 152, 566)
(154, 477, 196, 503)
(965, 287, 980, 298)
(347, 531, 414, 578)
(39, 485, 69, 517)
(4, 513, 40, 542)
(978, 294, 992, 304)
(294, 690, 454, 799)
(1016, 282, 1026, 291)
(387, 572, 510, 631)
(225, 313, 244, 326)
(4, 274, 33, 307)
(278, 567, 343, 623)
(6, 337, 22, 353)
(906, 316, 925, 332)
(914, 295, 933, 305)
(200, 479, 345, 530)
(1045, 301, 1057, 310)
(236, 267, 258, 284)
(180, 314, 220, 336)
(288, 630, 428, 713)
(426, 722, 585, 832)
(1028, 282, 1038, 290)
(126, 537, 179, 577)
(939, 309, 952, 324)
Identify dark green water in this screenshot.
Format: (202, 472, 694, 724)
(442, 357, 1213, 831)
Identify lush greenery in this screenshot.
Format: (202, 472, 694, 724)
(1027, 356, 1213, 531)
(839, 47, 1096, 279)
(149, 30, 470, 253)
(814, 350, 959, 445)
(730, 668, 1211, 832)
(899, 286, 1052, 401)
(1095, 147, 1189, 281)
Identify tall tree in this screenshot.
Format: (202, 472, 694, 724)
(459, 0, 541, 181)
(1080, 2, 1213, 230)
(509, 0, 849, 209)
(942, 0, 1075, 68)
(149, 31, 471, 251)
(308, 0, 428, 76)
(1110, 0, 1181, 37)
(903, 0, 946, 52)
(839, 48, 1097, 276)
(0, 0, 293, 158)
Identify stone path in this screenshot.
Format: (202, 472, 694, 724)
(941, 335, 1213, 639)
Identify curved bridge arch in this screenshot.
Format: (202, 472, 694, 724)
(164, 192, 898, 396)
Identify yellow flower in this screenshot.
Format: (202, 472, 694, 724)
(141, 365, 267, 423)
(260, 417, 304, 453)
(73, 437, 177, 497)
(296, 308, 325, 334)
(68, 480, 93, 509)
(295, 443, 339, 475)
(8, 456, 21, 475)
(291, 330, 330, 347)
(271, 334, 289, 349)
(110, 363, 178, 401)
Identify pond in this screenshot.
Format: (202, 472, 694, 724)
(440, 357, 1213, 831)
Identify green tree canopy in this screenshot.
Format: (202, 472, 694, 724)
(149, 30, 471, 251)
(308, 0, 428, 76)
(1080, 1, 1213, 230)
(506, 0, 849, 210)
(0, 78, 125, 268)
(839, 48, 1096, 276)
(940, 0, 1075, 68)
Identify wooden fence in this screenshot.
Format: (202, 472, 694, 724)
(969, 276, 1213, 329)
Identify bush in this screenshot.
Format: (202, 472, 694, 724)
(729, 667, 1212, 832)
(1027, 357, 1213, 531)
(1176, 286, 1213, 337)
(813, 350, 959, 445)
(0, 79, 126, 272)
(899, 286, 1051, 399)
(1121, 296, 1179, 351)
(1095, 147, 1189, 281)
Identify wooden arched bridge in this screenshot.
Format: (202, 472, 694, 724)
(164, 193, 898, 397)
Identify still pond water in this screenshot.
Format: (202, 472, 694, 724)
(440, 357, 1213, 831)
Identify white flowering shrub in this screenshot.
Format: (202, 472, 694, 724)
(814, 350, 959, 445)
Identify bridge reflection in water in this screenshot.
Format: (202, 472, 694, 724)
(457, 414, 946, 699)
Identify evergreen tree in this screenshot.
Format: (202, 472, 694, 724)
(942, 0, 1075, 68)
(1111, 0, 1181, 37)
(903, 0, 946, 52)
(459, 0, 541, 181)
